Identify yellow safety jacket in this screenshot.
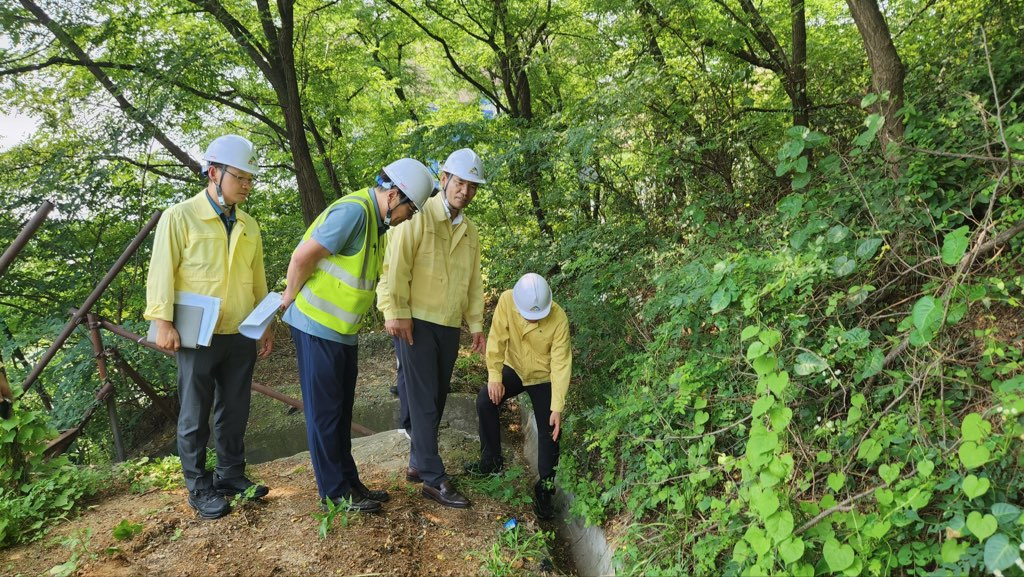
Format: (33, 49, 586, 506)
(294, 189, 382, 335)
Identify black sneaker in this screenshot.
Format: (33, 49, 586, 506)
(188, 488, 231, 519)
(322, 493, 382, 513)
(353, 481, 390, 503)
(463, 460, 503, 477)
(214, 474, 270, 499)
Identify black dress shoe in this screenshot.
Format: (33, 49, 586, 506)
(422, 479, 470, 508)
(353, 481, 390, 502)
(213, 474, 270, 499)
(406, 467, 422, 483)
(322, 493, 382, 513)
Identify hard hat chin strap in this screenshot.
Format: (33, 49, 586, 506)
(214, 169, 235, 211)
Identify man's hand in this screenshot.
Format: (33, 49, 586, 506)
(470, 331, 485, 355)
(550, 411, 561, 442)
(257, 330, 274, 359)
(154, 319, 180, 352)
(487, 381, 505, 405)
(386, 318, 414, 345)
(280, 289, 296, 312)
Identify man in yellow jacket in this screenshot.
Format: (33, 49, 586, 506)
(466, 273, 572, 520)
(378, 148, 487, 509)
(280, 158, 434, 514)
(145, 134, 273, 520)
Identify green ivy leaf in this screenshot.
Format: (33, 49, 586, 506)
(962, 475, 991, 500)
(793, 352, 828, 376)
(832, 256, 856, 277)
(916, 459, 935, 478)
(750, 487, 780, 519)
(763, 371, 789, 396)
(857, 438, 883, 463)
(744, 525, 771, 556)
(827, 225, 851, 243)
(823, 538, 855, 572)
(741, 326, 761, 341)
(941, 226, 971, 265)
(827, 472, 845, 492)
(855, 238, 883, 260)
(961, 413, 992, 442)
(746, 341, 769, 360)
(112, 519, 143, 541)
(966, 511, 998, 541)
(983, 533, 1017, 572)
(941, 538, 967, 564)
(791, 171, 812, 190)
(710, 288, 732, 314)
(878, 463, 900, 485)
(857, 347, 884, 383)
(958, 441, 991, 469)
(778, 536, 805, 564)
(767, 510, 794, 541)
(911, 296, 943, 333)
(752, 354, 777, 376)
(758, 329, 782, 348)
(991, 503, 1020, 524)
(752, 396, 775, 417)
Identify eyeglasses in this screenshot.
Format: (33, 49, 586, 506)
(397, 197, 418, 214)
(222, 168, 255, 187)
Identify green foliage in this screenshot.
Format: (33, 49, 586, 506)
(312, 497, 353, 539)
(474, 525, 554, 577)
(461, 465, 534, 509)
(46, 528, 95, 577)
(112, 519, 143, 541)
(116, 455, 183, 493)
(0, 403, 102, 547)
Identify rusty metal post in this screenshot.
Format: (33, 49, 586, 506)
(87, 314, 125, 462)
(0, 200, 53, 279)
(107, 348, 178, 422)
(19, 210, 162, 397)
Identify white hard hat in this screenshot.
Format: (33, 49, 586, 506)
(202, 134, 260, 175)
(383, 158, 435, 209)
(512, 273, 552, 320)
(441, 148, 487, 184)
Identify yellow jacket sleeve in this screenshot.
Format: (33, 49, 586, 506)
(465, 240, 484, 334)
(380, 210, 419, 321)
(486, 292, 513, 382)
(548, 307, 573, 413)
(144, 209, 182, 322)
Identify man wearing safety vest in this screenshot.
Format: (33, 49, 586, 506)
(280, 158, 435, 513)
(145, 134, 273, 520)
(378, 148, 487, 509)
(465, 273, 572, 520)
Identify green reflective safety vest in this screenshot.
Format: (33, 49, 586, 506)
(293, 189, 382, 335)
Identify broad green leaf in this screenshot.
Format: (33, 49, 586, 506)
(744, 525, 771, 556)
(827, 472, 845, 492)
(857, 438, 883, 463)
(750, 487, 780, 519)
(832, 256, 856, 277)
(962, 475, 991, 499)
(766, 510, 794, 541)
(778, 536, 804, 564)
(856, 238, 883, 259)
(763, 371, 789, 396)
(741, 326, 761, 341)
(983, 533, 1017, 572)
(911, 296, 943, 333)
(916, 459, 935, 478)
(878, 463, 900, 484)
(991, 503, 1020, 524)
(746, 341, 769, 360)
(791, 171, 812, 190)
(752, 354, 777, 376)
(827, 225, 850, 243)
(966, 511, 997, 541)
(758, 329, 782, 348)
(941, 226, 970, 266)
(958, 441, 991, 469)
(941, 538, 967, 564)
(710, 288, 732, 314)
(857, 347, 884, 382)
(769, 406, 793, 429)
(823, 538, 855, 572)
(961, 413, 991, 442)
(752, 396, 775, 417)
(793, 352, 828, 375)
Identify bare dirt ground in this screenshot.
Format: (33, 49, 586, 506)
(1, 327, 573, 577)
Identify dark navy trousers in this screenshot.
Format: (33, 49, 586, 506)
(392, 335, 412, 431)
(292, 327, 361, 500)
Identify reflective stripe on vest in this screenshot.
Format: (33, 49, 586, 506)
(293, 189, 381, 335)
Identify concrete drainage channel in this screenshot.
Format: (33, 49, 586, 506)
(519, 401, 618, 577)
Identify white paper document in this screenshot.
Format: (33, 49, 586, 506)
(146, 291, 221, 348)
(239, 292, 282, 340)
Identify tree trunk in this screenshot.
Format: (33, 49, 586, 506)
(846, 0, 906, 149)
(790, 0, 809, 129)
